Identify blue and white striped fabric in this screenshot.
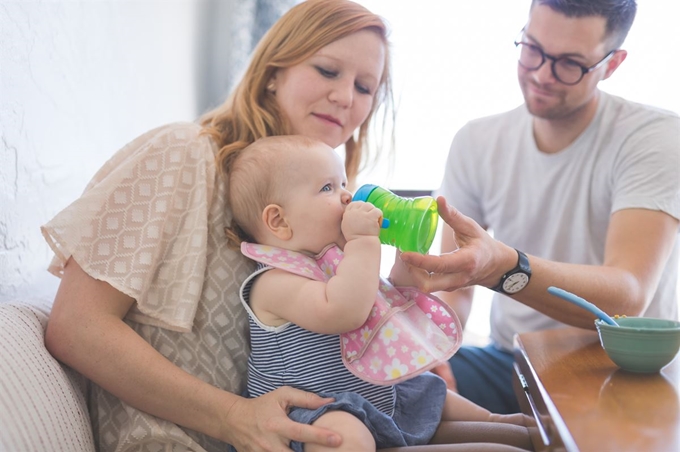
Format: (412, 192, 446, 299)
(241, 266, 396, 415)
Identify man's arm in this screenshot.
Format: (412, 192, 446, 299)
(401, 198, 679, 330)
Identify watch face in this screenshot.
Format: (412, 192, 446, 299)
(502, 273, 529, 294)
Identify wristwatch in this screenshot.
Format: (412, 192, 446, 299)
(491, 249, 531, 295)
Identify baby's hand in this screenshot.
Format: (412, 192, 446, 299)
(341, 201, 383, 242)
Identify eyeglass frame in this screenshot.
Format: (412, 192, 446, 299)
(513, 34, 617, 85)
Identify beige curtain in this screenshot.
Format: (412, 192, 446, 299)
(196, 0, 301, 114)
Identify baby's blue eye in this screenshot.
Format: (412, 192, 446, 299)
(321, 184, 332, 192)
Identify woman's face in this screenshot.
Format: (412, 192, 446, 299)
(271, 29, 386, 149)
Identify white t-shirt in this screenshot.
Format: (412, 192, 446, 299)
(437, 91, 680, 351)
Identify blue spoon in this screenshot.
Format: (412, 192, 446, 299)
(547, 286, 619, 326)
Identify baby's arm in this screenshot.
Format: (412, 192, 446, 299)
(251, 201, 383, 334)
(387, 249, 432, 288)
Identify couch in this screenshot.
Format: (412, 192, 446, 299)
(0, 299, 94, 451)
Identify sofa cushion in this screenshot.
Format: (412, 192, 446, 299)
(0, 299, 94, 451)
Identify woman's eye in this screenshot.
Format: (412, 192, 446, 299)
(316, 66, 337, 78)
(355, 83, 371, 95)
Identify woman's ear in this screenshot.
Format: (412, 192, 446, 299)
(262, 204, 292, 240)
(266, 72, 277, 94)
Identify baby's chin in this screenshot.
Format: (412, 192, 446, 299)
(298, 237, 346, 257)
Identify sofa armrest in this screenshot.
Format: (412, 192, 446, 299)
(0, 299, 95, 451)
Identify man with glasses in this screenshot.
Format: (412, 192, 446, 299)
(400, 0, 679, 414)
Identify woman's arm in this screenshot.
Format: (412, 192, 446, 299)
(45, 258, 341, 451)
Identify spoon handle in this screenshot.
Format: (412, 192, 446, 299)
(547, 286, 619, 326)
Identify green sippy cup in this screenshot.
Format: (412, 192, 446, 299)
(352, 184, 438, 254)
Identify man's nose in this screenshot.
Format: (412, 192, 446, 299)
(531, 58, 557, 85)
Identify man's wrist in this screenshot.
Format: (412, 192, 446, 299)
(490, 249, 532, 295)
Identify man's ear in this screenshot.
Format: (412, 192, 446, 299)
(602, 49, 627, 80)
(262, 204, 292, 240)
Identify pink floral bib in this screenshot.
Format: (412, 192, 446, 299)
(241, 243, 463, 385)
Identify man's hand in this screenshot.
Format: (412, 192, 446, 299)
(400, 196, 516, 293)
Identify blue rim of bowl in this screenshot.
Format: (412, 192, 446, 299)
(595, 318, 680, 332)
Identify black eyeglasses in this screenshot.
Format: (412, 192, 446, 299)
(514, 40, 616, 85)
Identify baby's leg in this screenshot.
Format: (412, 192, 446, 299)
(441, 389, 496, 422)
(429, 421, 533, 451)
(305, 410, 375, 452)
(441, 389, 527, 426)
(436, 391, 533, 451)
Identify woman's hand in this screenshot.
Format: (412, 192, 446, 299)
(399, 196, 516, 293)
(224, 387, 342, 451)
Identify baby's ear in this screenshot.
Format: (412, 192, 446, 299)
(262, 204, 292, 240)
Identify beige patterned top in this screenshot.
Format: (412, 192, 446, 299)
(41, 122, 255, 452)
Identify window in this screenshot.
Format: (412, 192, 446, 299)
(357, 1, 680, 341)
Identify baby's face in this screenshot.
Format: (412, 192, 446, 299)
(280, 142, 352, 254)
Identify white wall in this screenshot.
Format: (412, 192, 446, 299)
(0, 1, 200, 300)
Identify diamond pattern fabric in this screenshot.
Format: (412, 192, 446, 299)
(41, 122, 255, 451)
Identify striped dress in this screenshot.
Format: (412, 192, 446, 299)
(241, 266, 396, 415)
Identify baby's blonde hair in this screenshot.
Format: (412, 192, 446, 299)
(225, 135, 322, 249)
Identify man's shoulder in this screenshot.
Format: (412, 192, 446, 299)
(465, 104, 528, 128)
(460, 104, 531, 141)
(602, 91, 679, 123)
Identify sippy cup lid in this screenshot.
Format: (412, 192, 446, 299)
(353, 184, 389, 228)
(352, 184, 378, 202)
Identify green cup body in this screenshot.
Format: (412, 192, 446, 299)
(356, 185, 438, 254)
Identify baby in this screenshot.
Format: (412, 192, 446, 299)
(225, 135, 529, 451)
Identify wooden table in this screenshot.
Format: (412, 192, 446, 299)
(513, 327, 680, 452)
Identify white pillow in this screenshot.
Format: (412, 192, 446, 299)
(0, 299, 94, 451)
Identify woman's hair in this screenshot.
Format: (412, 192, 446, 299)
(200, 0, 393, 185)
(224, 135, 319, 250)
